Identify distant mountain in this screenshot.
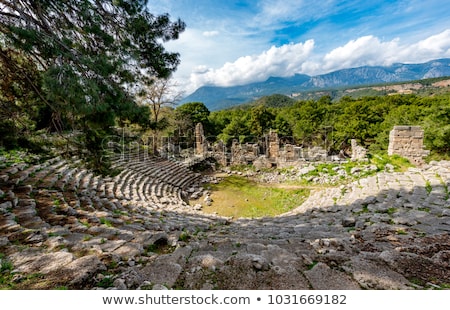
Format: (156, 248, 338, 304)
(180, 58, 450, 111)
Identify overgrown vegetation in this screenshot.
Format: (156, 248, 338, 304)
(0, 0, 185, 173)
(197, 175, 310, 218)
(202, 93, 450, 159)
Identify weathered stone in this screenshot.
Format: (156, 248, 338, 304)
(351, 139, 367, 161)
(388, 126, 429, 165)
(0, 236, 10, 247)
(342, 217, 356, 227)
(66, 255, 107, 287)
(0, 153, 449, 290)
(0, 174, 9, 182)
(113, 242, 144, 259)
(139, 261, 182, 288)
(12, 251, 74, 274)
(343, 254, 412, 289)
(304, 262, 361, 290)
(0, 201, 13, 213)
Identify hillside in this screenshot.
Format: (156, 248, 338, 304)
(180, 58, 450, 110)
(1, 150, 450, 289)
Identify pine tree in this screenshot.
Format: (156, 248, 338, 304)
(0, 0, 185, 172)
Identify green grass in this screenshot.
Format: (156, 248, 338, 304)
(386, 207, 397, 215)
(425, 181, 432, 195)
(178, 231, 190, 242)
(0, 254, 13, 273)
(0, 254, 14, 289)
(96, 274, 114, 288)
(0, 148, 42, 166)
(368, 153, 414, 172)
(197, 175, 310, 218)
(99, 217, 113, 227)
(396, 229, 408, 235)
(296, 153, 413, 186)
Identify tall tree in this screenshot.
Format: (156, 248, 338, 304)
(138, 77, 183, 126)
(175, 102, 211, 129)
(0, 0, 185, 172)
(0, 47, 44, 148)
(249, 105, 275, 137)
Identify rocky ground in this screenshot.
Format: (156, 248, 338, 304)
(0, 155, 449, 290)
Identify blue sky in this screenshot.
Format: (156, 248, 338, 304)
(148, 0, 450, 94)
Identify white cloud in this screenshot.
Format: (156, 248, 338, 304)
(189, 40, 315, 89)
(318, 29, 450, 74)
(254, 0, 326, 27)
(320, 36, 400, 72)
(404, 29, 450, 61)
(164, 27, 268, 94)
(202, 30, 219, 37)
(174, 29, 450, 95)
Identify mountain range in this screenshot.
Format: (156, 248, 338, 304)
(180, 58, 450, 111)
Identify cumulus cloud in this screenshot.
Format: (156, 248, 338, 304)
(189, 39, 315, 88)
(179, 29, 450, 94)
(320, 36, 400, 72)
(404, 29, 450, 61)
(319, 29, 450, 74)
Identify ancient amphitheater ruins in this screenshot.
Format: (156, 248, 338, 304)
(0, 126, 449, 289)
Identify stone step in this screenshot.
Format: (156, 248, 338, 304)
(55, 167, 78, 191)
(79, 172, 94, 190)
(32, 158, 66, 180)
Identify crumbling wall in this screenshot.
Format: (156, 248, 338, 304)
(307, 146, 327, 161)
(279, 144, 296, 162)
(192, 124, 373, 167)
(351, 139, 367, 161)
(230, 140, 259, 165)
(195, 123, 206, 155)
(388, 126, 430, 165)
(267, 130, 279, 159)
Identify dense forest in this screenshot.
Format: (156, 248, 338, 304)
(169, 92, 450, 159)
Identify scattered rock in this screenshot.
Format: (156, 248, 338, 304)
(304, 262, 360, 290)
(342, 217, 356, 227)
(0, 156, 449, 290)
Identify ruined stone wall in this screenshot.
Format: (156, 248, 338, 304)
(195, 123, 205, 155)
(388, 126, 430, 165)
(351, 139, 367, 161)
(267, 130, 280, 159)
(230, 140, 259, 165)
(193, 124, 373, 167)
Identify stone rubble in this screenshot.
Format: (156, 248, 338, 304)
(0, 156, 449, 289)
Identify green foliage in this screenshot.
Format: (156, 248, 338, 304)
(0, 1, 185, 172)
(176, 102, 211, 126)
(175, 102, 211, 136)
(206, 92, 450, 159)
(248, 105, 275, 136)
(96, 274, 114, 288)
(99, 217, 113, 227)
(249, 94, 296, 108)
(369, 153, 413, 172)
(425, 181, 432, 195)
(178, 231, 190, 242)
